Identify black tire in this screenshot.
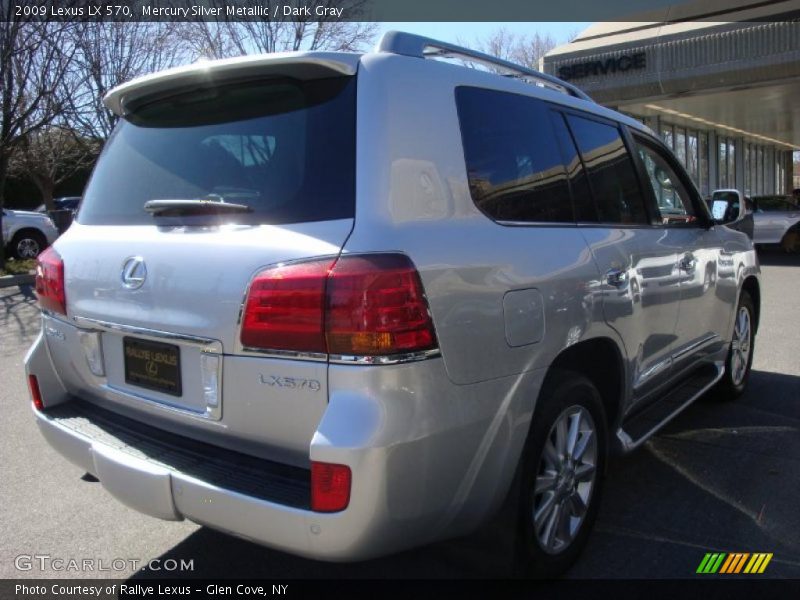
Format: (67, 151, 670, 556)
(10, 229, 47, 259)
(715, 291, 756, 401)
(780, 228, 800, 254)
(513, 371, 607, 578)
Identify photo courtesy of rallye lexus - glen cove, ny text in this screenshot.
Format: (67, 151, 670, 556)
(14, 1, 800, 587)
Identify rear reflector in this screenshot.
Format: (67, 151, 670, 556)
(311, 461, 351, 512)
(35, 247, 66, 315)
(240, 254, 437, 358)
(28, 374, 43, 411)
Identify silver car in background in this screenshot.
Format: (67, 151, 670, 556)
(24, 32, 760, 577)
(752, 196, 800, 251)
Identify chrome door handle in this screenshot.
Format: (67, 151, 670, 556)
(606, 269, 628, 287)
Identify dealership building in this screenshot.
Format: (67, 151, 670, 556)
(542, 0, 800, 198)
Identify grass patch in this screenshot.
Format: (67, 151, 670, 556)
(0, 258, 36, 277)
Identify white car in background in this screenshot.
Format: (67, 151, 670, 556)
(751, 196, 800, 252)
(1, 208, 59, 259)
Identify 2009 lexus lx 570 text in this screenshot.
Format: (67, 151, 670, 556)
(25, 31, 760, 576)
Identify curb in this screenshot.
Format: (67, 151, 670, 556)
(0, 273, 35, 289)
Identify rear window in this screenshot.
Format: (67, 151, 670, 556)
(78, 77, 356, 226)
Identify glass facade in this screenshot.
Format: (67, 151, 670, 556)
(653, 119, 788, 197)
(699, 132, 709, 196)
(718, 141, 728, 188)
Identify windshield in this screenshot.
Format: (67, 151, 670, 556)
(78, 76, 356, 226)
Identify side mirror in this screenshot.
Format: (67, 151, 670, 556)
(710, 191, 745, 225)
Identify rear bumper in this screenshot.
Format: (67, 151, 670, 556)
(35, 404, 342, 559)
(26, 325, 544, 562)
(33, 392, 440, 563)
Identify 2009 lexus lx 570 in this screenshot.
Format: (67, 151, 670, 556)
(25, 31, 760, 576)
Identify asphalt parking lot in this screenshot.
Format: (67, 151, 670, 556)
(1, 248, 799, 580)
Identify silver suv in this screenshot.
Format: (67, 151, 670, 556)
(25, 32, 760, 576)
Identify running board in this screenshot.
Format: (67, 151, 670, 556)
(616, 362, 724, 453)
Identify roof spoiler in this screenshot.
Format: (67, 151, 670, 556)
(103, 52, 360, 117)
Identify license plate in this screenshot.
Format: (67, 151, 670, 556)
(123, 337, 182, 397)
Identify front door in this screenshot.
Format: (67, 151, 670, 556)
(557, 112, 681, 413)
(632, 136, 728, 373)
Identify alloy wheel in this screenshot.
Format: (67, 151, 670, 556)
(730, 306, 751, 386)
(532, 405, 597, 555)
(16, 238, 41, 258)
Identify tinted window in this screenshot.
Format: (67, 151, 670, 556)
(79, 77, 355, 226)
(566, 115, 648, 225)
(551, 113, 595, 222)
(756, 198, 798, 212)
(456, 87, 573, 223)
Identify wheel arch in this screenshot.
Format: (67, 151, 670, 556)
(10, 226, 46, 243)
(779, 221, 800, 253)
(540, 337, 626, 434)
(741, 276, 761, 333)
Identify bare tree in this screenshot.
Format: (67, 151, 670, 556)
(68, 22, 193, 141)
(458, 27, 558, 72)
(0, 4, 77, 267)
(8, 126, 99, 211)
(181, 1, 377, 60)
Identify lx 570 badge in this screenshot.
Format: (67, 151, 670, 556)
(259, 374, 321, 392)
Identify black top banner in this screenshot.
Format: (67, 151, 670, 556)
(6, 0, 800, 22)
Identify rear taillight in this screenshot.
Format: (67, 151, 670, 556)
(240, 254, 437, 358)
(326, 254, 437, 356)
(35, 247, 66, 315)
(240, 259, 332, 353)
(311, 461, 351, 512)
(28, 374, 43, 411)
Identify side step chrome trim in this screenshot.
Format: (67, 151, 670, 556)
(616, 362, 724, 453)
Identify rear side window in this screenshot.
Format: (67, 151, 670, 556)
(550, 113, 594, 222)
(565, 115, 648, 225)
(455, 87, 573, 223)
(79, 77, 355, 226)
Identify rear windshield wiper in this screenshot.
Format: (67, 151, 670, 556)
(143, 199, 253, 217)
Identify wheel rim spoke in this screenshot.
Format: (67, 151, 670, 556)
(535, 472, 557, 495)
(544, 502, 562, 550)
(572, 430, 594, 462)
(574, 462, 596, 482)
(534, 492, 557, 530)
(731, 306, 751, 386)
(542, 439, 560, 470)
(555, 416, 568, 459)
(568, 491, 587, 517)
(566, 412, 580, 458)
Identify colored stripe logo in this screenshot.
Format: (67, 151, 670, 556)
(697, 552, 773, 574)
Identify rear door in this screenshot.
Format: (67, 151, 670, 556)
(558, 112, 682, 411)
(50, 73, 357, 464)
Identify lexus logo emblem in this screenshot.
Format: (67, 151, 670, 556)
(121, 256, 147, 289)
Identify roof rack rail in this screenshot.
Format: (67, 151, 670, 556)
(375, 30, 593, 103)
